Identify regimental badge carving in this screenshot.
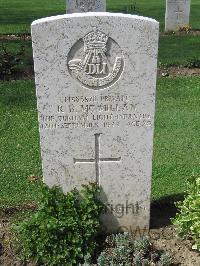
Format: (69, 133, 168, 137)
(67, 29, 124, 90)
(75, 0, 96, 12)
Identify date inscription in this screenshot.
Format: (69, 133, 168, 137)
(40, 94, 152, 130)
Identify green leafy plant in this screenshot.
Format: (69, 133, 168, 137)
(0, 35, 33, 80)
(97, 233, 172, 266)
(158, 253, 172, 266)
(172, 176, 200, 251)
(0, 41, 25, 80)
(185, 57, 200, 68)
(133, 237, 152, 254)
(14, 183, 104, 265)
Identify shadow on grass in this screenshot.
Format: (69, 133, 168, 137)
(150, 193, 185, 229)
(0, 81, 35, 108)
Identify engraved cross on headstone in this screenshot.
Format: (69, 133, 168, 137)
(175, 6, 183, 20)
(73, 133, 121, 186)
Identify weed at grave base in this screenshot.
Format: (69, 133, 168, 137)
(172, 175, 200, 252)
(13, 183, 104, 266)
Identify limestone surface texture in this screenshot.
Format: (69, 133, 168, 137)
(67, 0, 106, 13)
(32, 13, 159, 232)
(165, 0, 191, 31)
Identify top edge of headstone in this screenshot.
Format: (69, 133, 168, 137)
(31, 12, 159, 27)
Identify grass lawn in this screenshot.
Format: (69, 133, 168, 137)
(0, 81, 42, 208)
(152, 77, 200, 200)
(0, 77, 200, 208)
(159, 35, 200, 66)
(0, 0, 199, 34)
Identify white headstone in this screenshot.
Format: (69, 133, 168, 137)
(165, 0, 191, 31)
(67, 0, 106, 13)
(32, 13, 159, 233)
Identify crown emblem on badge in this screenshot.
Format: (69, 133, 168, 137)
(68, 29, 124, 90)
(83, 29, 108, 51)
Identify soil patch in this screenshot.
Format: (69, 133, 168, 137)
(150, 226, 200, 266)
(150, 196, 200, 266)
(0, 69, 34, 81)
(0, 216, 35, 266)
(0, 30, 199, 41)
(1, 67, 199, 82)
(0, 204, 37, 217)
(0, 35, 31, 41)
(160, 30, 200, 37)
(158, 66, 200, 77)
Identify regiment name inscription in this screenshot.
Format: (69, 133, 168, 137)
(40, 93, 152, 130)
